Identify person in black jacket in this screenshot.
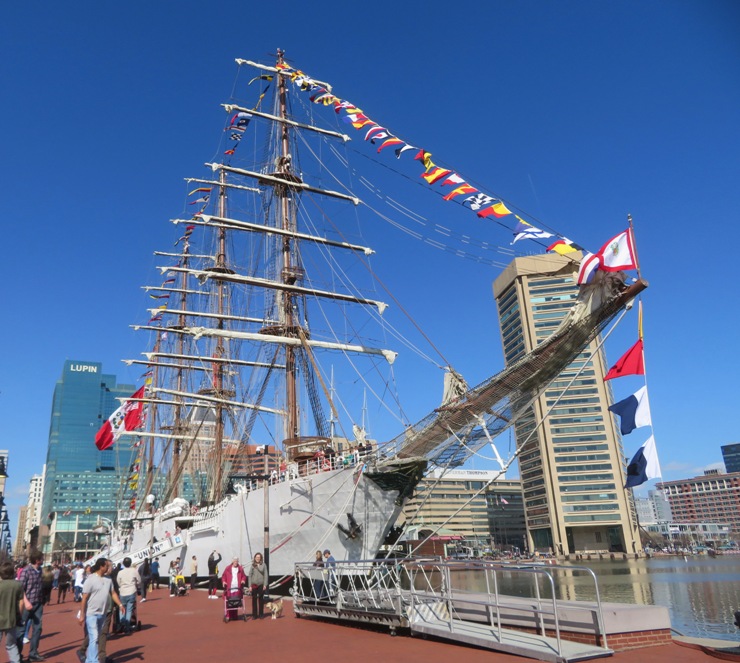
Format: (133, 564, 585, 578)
(57, 565, 71, 604)
(207, 551, 222, 599)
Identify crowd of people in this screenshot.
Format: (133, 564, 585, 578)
(1, 546, 310, 663)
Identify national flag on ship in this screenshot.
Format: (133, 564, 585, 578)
(608, 385, 651, 435)
(604, 340, 645, 381)
(625, 436, 661, 488)
(95, 386, 146, 451)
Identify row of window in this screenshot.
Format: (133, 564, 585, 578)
(557, 463, 613, 474)
(555, 453, 611, 463)
(564, 514, 621, 523)
(553, 444, 609, 454)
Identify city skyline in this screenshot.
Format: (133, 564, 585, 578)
(2, 1, 739, 538)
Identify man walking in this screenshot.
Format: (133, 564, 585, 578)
(150, 558, 160, 590)
(115, 558, 139, 635)
(0, 561, 27, 663)
(73, 564, 85, 602)
(78, 558, 125, 663)
(18, 551, 45, 662)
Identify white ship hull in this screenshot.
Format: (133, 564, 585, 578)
(114, 460, 421, 579)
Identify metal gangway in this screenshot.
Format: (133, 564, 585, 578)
(293, 559, 613, 663)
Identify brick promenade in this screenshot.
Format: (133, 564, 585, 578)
(34, 588, 719, 662)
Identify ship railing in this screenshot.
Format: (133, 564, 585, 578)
(233, 449, 377, 496)
(190, 500, 230, 534)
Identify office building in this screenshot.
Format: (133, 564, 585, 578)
(0, 451, 10, 557)
(643, 521, 731, 548)
(493, 253, 640, 556)
(14, 470, 45, 558)
(401, 469, 525, 553)
(722, 443, 740, 474)
(40, 360, 138, 561)
(14, 507, 28, 558)
(657, 470, 740, 536)
(635, 489, 672, 525)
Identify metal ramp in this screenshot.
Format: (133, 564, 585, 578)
(409, 600, 610, 663)
(107, 532, 187, 566)
(293, 559, 613, 662)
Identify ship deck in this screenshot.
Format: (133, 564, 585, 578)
(37, 589, 723, 662)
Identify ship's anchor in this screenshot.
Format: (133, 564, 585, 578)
(337, 513, 362, 539)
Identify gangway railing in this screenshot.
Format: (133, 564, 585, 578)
(293, 559, 410, 633)
(404, 560, 609, 655)
(293, 558, 611, 662)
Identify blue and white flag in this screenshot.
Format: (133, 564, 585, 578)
(608, 385, 651, 435)
(511, 219, 553, 244)
(625, 436, 661, 488)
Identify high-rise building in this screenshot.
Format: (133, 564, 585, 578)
(635, 489, 672, 525)
(27, 471, 45, 532)
(657, 470, 740, 536)
(14, 507, 28, 558)
(0, 451, 11, 557)
(721, 443, 740, 474)
(492, 253, 640, 557)
(17, 470, 46, 557)
(40, 360, 137, 561)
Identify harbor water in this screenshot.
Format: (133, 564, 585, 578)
(457, 556, 740, 640)
(564, 556, 740, 640)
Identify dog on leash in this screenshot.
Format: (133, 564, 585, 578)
(264, 597, 283, 620)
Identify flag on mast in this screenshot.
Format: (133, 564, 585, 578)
(625, 436, 661, 488)
(95, 386, 146, 451)
(604, 340, 645, 381)
(608, 385, 651, 435)
(597, 229, 637, 272)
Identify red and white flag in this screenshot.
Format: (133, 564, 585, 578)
(597, 229, 637, 272)
(95, 386, 146, 451)
(577, 252, 601, 285)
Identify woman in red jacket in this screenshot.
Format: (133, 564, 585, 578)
(221, 557, 247, 599)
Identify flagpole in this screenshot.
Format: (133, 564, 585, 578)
(627, 214, 642, 281)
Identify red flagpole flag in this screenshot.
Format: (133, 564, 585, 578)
(604, 340, 645, 381)
(95, 386, 146, 451)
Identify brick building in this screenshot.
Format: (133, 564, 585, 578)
(657, 470, 740, 537)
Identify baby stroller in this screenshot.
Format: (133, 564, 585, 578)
(175, 575, 188, 597)
(222, 588, 246, 622)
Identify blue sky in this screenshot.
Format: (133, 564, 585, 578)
(1, 1, 739, 533)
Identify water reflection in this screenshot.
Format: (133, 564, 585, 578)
(455, 557, 740, 639)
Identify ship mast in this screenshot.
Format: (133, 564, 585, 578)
(170, 231, 191, 498)
(213, 170, 228, 499)
(276, 48, 300, 443)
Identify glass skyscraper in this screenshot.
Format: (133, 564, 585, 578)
(41, 360, 138, 561)
(721, 443, 740, 474)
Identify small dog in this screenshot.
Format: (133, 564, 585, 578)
(264, 597, 283, 620)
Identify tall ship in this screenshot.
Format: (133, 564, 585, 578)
(103, 51, 646, 582)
